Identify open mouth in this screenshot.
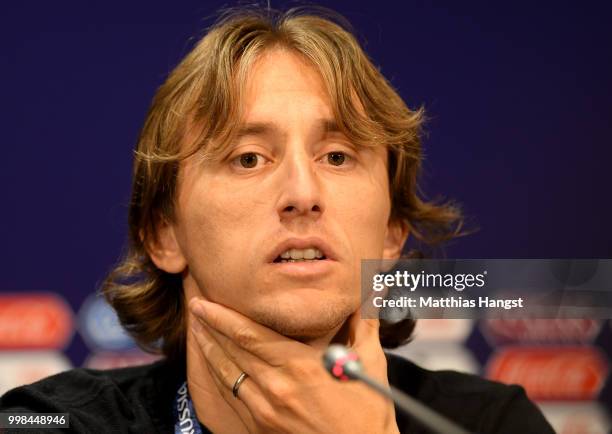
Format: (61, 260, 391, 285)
(273, 256, 328, 263)
(273, 248, 328, 263)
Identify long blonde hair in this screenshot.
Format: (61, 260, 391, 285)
(102, 5, 463, 360)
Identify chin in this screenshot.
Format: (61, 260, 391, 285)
(247, 292, 357, 340)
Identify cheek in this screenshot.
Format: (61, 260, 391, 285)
(179, 170, 259, 247)
(176, 175, 263, 295)
(333, 168, 391, 257)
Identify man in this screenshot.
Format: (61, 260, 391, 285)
(1, 6, 554, 433)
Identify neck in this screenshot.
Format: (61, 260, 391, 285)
(185, 314, 346, 434)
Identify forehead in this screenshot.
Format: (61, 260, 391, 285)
(247, 48, 327, 98)
(187, 46, 381, 162)
(242, 48, 332, 119)
(234, 48, 371, 141)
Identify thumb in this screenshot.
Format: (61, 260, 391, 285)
(347, 304, 380, 351)
(347, 304, 389, 384)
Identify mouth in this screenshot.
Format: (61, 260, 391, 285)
(266, 237, 338, 278)
(268, 237, 337, 264)
(273, 247, 328, 263)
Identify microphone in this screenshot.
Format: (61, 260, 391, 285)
(323, 345, 473, 434)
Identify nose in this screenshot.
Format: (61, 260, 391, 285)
(276, 147, 324, 221)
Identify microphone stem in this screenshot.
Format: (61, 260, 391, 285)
(351, 370, 472, 434)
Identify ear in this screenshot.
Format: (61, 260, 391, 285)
(382, 219, 409, 261)
(144, 221, 187, 274)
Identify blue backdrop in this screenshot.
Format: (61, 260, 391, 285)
(2, 1, 611, 431)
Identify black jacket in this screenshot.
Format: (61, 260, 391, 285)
(0, 353, 554, 433)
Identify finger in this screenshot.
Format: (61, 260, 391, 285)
(190, 322, 264, 432)
(191, 320, 246, 391)
(344, 306, 388, 382)
(190, 298, 312, 365)
(203, 360, 286, 434)
(202, 321, 276, 381)
(191, 320, 273, 414)
(347, 304, 380, 350)
(203, 360, 259, 427)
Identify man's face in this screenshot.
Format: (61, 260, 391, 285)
(166, 48, 405, 340)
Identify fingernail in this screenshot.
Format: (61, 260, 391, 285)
(190, 300, 205, 317)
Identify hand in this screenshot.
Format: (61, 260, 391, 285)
(189, 298, 400, 434)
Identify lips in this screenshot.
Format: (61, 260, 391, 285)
(267, 237, 337, 263)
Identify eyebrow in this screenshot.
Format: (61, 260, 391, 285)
(234, 118, 342, 139)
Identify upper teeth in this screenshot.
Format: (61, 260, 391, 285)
(280, 248, 324, 260)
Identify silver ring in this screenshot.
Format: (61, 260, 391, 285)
(232, 372, 248, 398)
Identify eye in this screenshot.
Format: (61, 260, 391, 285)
(325, 151, 350, 166)
(231, 152, 266, 169)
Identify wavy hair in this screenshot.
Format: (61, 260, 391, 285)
(102, 5, 464, 360)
